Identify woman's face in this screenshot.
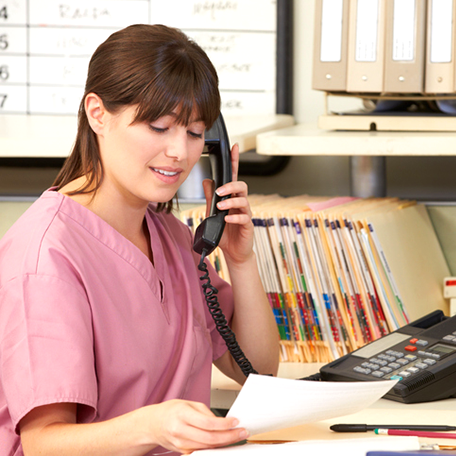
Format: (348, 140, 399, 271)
(98, 105, 206, 206)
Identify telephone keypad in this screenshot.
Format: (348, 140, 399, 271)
(352, 333, 456, 383)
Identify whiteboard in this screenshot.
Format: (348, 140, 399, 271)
(0, 0, 277, 115)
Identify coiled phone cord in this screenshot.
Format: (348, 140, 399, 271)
(198, 249, 258, 377)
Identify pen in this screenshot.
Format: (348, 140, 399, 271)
(375, 428, 456, 439)
(330, 424, 456, 433)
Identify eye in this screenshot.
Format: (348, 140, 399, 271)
(188, 130, 203, 139)
(149, 125, 167, 134)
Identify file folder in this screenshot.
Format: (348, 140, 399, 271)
(180, 196, 450, 363)
(425, 0, 456, 93)
(383, 0, 426, 93)
(312, 0, 350, 91)
(346, 0, 387, 93)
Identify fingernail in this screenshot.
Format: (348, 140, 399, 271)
(217, 201, 227, 209)
(231, 418, 239, 427)
(239, 429, 249, 439)
(215, 188, 225, 196)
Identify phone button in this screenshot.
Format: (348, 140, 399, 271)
(353, 366, 371, 375)
(372, 371, 385, 378)
(405, 345, 417, 352)
(409, 338, 418, 344)
(423, 358, 437, 365)
(398, 370, 411, 378)
(415, 339, 429, 346)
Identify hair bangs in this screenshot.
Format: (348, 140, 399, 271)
(134, 51, 220, 129)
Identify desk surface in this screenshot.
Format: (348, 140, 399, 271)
(0, 114, 294, 158)
(212, 363, 456, 446)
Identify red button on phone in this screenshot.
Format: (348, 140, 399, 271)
(409, 338, 418, 344)
(405, 345, 417, 352)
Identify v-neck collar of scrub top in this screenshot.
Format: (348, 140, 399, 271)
(44, 188, 166, 303)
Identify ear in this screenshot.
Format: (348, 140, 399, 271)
(85, 93, 107, 135)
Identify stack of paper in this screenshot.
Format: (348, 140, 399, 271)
(192, 375, 420, 455)
(180, 196, 449, 363)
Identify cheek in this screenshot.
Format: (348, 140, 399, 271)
(188, 143, 204, 168)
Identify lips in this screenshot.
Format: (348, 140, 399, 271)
(150, 166, 183, 183)
(152, 168, 178, 177)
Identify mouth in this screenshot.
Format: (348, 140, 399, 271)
(150, 167, 183, 184)
(152, 168, 179, 177)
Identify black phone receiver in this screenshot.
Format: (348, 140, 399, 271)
(192, 114, 258, 377)
(193, 113, 232, 256)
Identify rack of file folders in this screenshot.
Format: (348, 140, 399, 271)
(181, 196, 450, 363)
(313, 0, 456, 131)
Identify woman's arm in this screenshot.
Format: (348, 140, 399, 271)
(19, 401, 247, 455)
(205, 144, 280, 385)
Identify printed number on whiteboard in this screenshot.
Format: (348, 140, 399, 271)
(0, 94, 6, 108)
(0, 34, 7, 50)
(0, 65, 8, 80)
(0, 6, 7, 20)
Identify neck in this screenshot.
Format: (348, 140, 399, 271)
(58, 176, 153, 262)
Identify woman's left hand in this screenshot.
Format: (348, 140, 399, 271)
(202, 143, 254, 266)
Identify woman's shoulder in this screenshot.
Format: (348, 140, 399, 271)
(0, 190, 69, 282)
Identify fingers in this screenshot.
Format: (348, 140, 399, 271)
(155, 401, 248, 454)
(230, 143, 240, 182)
(216, 180, 248, 199)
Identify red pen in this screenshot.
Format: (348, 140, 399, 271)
(375, 428, 456, 440)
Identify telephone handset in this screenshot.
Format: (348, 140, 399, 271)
(192, 113, 257, 377)
(193, 114, 232, 257)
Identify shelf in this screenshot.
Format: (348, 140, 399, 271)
(0, 114, 295, 159)
(256, 123, 456, 197)
(256, 122, 456, 157)
(318, 113, 456, 132)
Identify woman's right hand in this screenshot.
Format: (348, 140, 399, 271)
(144, 399, 248, 454)
(19, 399, 247, 455)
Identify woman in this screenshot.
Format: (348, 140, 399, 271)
(0, 24, 279, 455)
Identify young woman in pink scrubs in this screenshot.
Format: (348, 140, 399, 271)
(0, 24, 279, 456)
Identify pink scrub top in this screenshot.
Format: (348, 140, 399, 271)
(0, 189, 233, 456)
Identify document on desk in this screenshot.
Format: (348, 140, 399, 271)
(227, 374, 398, 436)
(191, 437, 420, 455)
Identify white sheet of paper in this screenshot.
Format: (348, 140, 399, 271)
(227, 374, 398, 436)
(191, 436, 420, 455)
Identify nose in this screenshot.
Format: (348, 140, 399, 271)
(164, 129, 188, 162)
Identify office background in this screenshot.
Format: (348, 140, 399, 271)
(1, 0, 456, 202)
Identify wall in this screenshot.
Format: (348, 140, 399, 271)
(2, 0, 456, 201)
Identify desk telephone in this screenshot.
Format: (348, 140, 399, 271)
(193, 114, 257, 377)
(318, 310, 456, 403)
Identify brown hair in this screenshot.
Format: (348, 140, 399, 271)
(53, 24, 221, 212)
